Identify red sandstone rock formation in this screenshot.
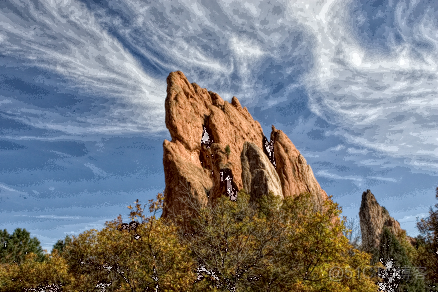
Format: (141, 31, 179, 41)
(241, 141, 283, 202)
(270, 126, 329, 209)
(359, 189, 415, 253)
(162, 71, 331, 222)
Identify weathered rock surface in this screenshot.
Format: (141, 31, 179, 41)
(162, 71, 330, 221)
(270, 126, 329, 210)
(241, 141, 283, 202)
(359, 189, 415, 252)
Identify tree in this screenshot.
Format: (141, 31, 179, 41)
(61, 193, 196, 291)
(52, 235, 72, 255)
(0, 228, 45, 264)
(413, 186, 438, 290)
(272, 192, 382, 292)
(342, 215, 362, 251)
(177, 189, 286, 292)
(0, 249, 73, 291)
(177, 188, 382, 292)
(374, 226, 425, 292)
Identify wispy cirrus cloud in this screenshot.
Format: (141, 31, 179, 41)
(299, 0, 438, 174)
(0, 0, 166, 135)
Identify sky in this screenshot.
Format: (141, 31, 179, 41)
(1, 0, 438, 252)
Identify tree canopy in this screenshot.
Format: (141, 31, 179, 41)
(0, 228, 45, 264)
(0, 189, 389, 291)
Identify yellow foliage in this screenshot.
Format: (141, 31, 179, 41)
(0, 191, 387, 292)
(0, 250, 73, 291)
(62, 196, 196, 291)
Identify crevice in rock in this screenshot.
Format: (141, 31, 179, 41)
(201, 118, 214, 148)
(200, 116, 215, 176)
(220, 168, 239, 201)
(263, 135, 276, 169)
(204, 187, 211, 199)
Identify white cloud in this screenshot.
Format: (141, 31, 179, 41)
(0, 183, 30, 197)
(346, 147, 369, 155)
(0, 99, 12, 105)
(328, 144, 345, 151)
(0, 183, 23, 193)
(0, 0, 166, 134)
(14, 214, 81, 219)
(84, 163, 108, 178)
(2, 0, 438, 176)
(316, 170, 363, 182)
(367, 176, 398, 183)
(293, 0, 438, 174)
(397, 213, 429, 223)
(50, 150, 72, 158)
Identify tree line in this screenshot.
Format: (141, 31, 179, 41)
(0, 187, 437, 291)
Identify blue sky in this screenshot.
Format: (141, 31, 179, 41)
(1, 0, 437, 252)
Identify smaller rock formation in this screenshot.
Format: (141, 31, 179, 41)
(241, 141, 283, 202)
(359, 189, 414, 253)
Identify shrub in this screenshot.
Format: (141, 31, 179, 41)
(225, 144, 231, 158)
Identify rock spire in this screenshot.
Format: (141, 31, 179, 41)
(359, 189, 415, 253)
(162, 71, 330, 221)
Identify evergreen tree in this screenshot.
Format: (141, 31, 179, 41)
(0, 228, 45, 264)
(52, 235, 72, 254)
(375, 226, 425, 292)
(413, 186, 438, 291)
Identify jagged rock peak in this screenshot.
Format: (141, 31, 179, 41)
(162, 71, 330, 222)
(359, 189, 413, 253)
(270, 125, 328, 208)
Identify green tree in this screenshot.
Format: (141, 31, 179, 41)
(414, 186, 438, 290)
(374, 226, 425, 292)
(179, 189, 286, 292)
(52, 235, 72, 255)
(0, 228, 45, 264)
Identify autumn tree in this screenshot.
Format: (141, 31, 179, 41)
(342, 215, 362, 251)
(176, 187, 383, 292)
(0, 249, 73, 291)
(269, 191, 382, 292)
(61, 193, 196, 291)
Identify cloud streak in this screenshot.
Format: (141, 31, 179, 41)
(0, 0, 166, 135)
(299, 0, 438, 173)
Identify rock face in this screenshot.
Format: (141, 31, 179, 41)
(241, 141, 283, 202)
(162, 71, 330, 221)
(270, 126, 328, 209)
(359, 189, 413, 253)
